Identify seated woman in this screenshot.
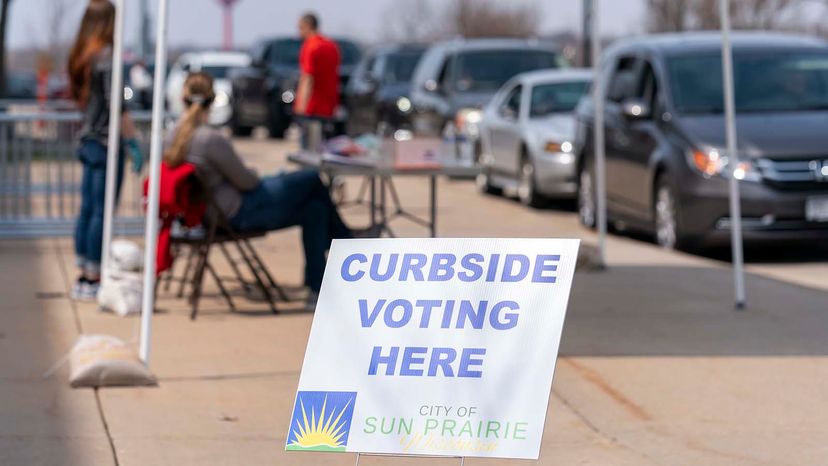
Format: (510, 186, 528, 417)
(165, 72, 372, 308)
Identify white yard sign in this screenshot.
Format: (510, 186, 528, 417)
(286, 238, 580, 459)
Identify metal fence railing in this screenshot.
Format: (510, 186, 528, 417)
(0, 106, 155, 238)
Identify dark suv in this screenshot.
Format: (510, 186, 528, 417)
(575, 32, 828, 250)
(230, 37, 362, 138)
(344, 44, 426, 135)
(409, 39, 567, 141)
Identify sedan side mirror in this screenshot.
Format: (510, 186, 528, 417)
(621, 98, 651, 120)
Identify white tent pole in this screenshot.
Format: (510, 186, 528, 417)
(101, 0, 126, 275)
(720, 0, 747, 309)
(139, 0, 170, 364)
(590, 0, 607, 265)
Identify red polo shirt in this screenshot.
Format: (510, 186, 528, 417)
(297, 34, 340, 118)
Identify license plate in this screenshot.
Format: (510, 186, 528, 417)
(806, 196, 828, 222)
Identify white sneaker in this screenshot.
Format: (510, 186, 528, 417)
(71, 280, 100, 302)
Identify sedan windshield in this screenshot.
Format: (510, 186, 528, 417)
(201, 66, 232, 79)
(383, 52, 424, 84)
(454, 50, 563, 93)
(530, 81, 590, 117)
(667, 52, 828, 114)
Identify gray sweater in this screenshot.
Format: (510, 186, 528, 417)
(170, 126, 259, 218)
(80, 47, 121, 144)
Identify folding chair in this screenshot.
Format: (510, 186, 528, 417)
(162, 172, 288, 319)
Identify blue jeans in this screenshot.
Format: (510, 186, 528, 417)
(230, 170, 351, 291)
(74, 139, 124, 276)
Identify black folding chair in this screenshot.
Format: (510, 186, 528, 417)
(161, 172, 288, 319)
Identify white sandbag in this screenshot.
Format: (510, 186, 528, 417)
(69, 335, 156, 388)
(98, 270, 143, 317)
(109, 239, 144, 272)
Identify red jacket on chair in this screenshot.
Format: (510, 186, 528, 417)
(143, 162, 206, 275)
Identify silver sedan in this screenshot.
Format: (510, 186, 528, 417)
(476, 69, 592, 207)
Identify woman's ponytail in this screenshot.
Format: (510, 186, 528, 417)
(164, 72, 216, 167)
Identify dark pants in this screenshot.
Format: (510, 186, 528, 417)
(295, 115, 336, 150)
(74, 139, 124, 276)
(230, 170, 351, 292)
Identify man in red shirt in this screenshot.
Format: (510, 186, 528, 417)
(295, 13, 340, 123)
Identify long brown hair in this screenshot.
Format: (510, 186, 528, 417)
(67, 0, 116, 107)
(165, 72, 216, 167)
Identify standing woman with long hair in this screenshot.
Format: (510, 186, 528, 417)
(67, 0, 143, 300)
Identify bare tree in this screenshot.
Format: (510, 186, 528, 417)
(647, 0, 810, 32)
(0, 0, 12, 97)
(380, 0, 542, 43)
(444, 0, 541, 38)
(29, 0, 72, 69)
(380, 0, 440, 43)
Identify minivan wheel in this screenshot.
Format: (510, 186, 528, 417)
(518, 157, 543, 208)
(654, 178, 679, 250)
(578, 162, 596, 229)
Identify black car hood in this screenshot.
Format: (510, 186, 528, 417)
(676, 112, 828, 159)
(377, 83, 412, 102)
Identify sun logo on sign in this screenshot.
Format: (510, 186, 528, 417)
(286, 391, 357, 452)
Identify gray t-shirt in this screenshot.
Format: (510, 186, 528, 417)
(80, 47, 122, 143)
(168, 125, 260, 219)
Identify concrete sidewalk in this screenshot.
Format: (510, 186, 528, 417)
(2, 139, 827, 465)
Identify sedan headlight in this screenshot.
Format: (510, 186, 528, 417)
(214, 90, 230, 107)
(689, 148, 760, 182)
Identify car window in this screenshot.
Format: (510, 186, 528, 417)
(265, 39, 361, 67)
(607, 56, 639, 102)
(529, 80, 591, 117)
(437, 55, 454, 90)
(337, 41, 363, 66)
(382, 51, 424, 84)
(636, 61, 659, 113)
(667, 51, 828, 114)
(499, 85, 523, 119)
(369, 56, 384, 81)
(200, 66, 232, 79)
(267, 39, 302, 66)
(453, 50, 562, 93)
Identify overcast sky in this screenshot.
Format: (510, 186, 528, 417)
(7, 0, 647, 51)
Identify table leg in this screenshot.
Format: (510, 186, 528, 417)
(369, 176, 377, 228)
(381, 176, 392, 237)
(430, 174, 437, 238)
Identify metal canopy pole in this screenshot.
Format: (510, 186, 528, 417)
(101, 0, 126, 274)
(139, 0, 170, 364)
(720, 0, 747, 309)
(590, 0, 607, 265)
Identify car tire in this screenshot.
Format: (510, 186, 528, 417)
(267, 116, 289, 139)
(231, 116, 253, 137)
(518, 155, 544, 208)
(476, 167, 501, 196)
(578, 157, 597, 229)
(654, 175, 697, 251)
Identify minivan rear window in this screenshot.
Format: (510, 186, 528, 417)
(667, 52, 828, 114)
(453, 50, 564, 93)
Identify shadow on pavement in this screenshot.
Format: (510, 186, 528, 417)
(562, 265, 828, 357)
